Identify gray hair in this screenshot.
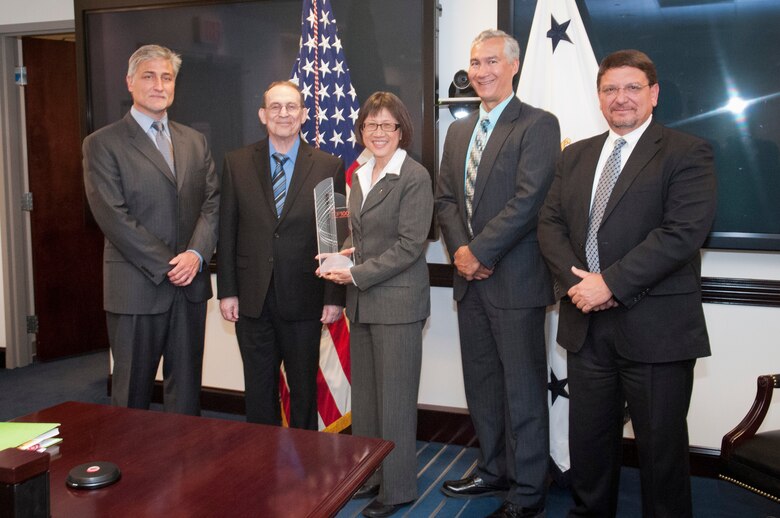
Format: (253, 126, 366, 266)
(471, 29, 520, 62)
(127, 44, 182, 78)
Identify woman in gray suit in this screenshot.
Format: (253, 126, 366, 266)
(321, 92, 432, 518)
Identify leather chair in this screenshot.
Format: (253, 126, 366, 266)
(719, 373, 780, 503)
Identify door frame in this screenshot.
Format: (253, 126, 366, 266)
(0, 20, 74, 368)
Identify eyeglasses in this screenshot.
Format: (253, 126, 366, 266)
(266, 103, 302, 115)
(362, 122, 401, 133)
(599, 84, 650, 98)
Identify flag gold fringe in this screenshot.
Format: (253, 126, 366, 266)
(322, 411, 352, 433)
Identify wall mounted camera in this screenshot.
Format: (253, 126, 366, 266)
(439, 69, 480, 119)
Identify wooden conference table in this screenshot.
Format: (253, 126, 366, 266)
(13, 402, 392, 517)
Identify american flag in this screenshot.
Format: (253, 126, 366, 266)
(284, 0, 365, 432)
(291, 0, 362, 169)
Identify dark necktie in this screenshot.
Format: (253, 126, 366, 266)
(465, 117, 490, 237)
(151, 121, 174, 174)
(586, 138, 627, 273)
(271, 153, 289, 217)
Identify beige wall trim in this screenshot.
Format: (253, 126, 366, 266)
(0, 35, 31, 367)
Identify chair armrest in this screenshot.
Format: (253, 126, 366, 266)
(721, 374, 779, 460)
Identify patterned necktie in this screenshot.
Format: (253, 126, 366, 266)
(152, 121, 174, 174)
(465, 117, 490, 237)
(271, 153, 289, 217)
(586, 138, 627, 273)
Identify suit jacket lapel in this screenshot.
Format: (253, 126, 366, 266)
(125, 113, 176, 186)
(577, 133, 609, 226)
(361, 173, 400, 214)
(252, 140, 278, 220)
(471, 98, 520, 210)
(279, 141, 312, 221)
(169, 121, 187, 190)
(601, 122, 662, 224)
(350, 178, 364, 236)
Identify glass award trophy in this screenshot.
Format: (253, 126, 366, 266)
(314, 178, 352, 273)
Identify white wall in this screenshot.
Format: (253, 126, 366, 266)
(0, 1, 73, 28)
(2, 0, 779, 450)
(417, 0, 499, 411)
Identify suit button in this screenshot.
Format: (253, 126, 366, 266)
(274, 233, 280, 238)
(268, 257, 273, 263)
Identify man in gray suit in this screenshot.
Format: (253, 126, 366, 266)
(435, 30, 560, 518)
(217, 81, 344, 430)
(83, 44, 219, 416)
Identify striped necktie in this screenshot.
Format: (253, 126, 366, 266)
(465, 117, 489, 237)
(586, 138, 627, 272)
(271, 153, 289, 217)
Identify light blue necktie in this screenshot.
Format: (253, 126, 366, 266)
(271, 153, 289, 217)
(151, 121, 174, 174)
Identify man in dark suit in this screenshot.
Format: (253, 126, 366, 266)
(435, 30, 560, 518)
(217, 81, 344, 430)
(537, 50, 717, 517)
(83, 44, 219, 416)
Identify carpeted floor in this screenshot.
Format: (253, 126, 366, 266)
(2, 351, 779, 517)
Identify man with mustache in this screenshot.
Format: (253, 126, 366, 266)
(538, 49, 717, 517)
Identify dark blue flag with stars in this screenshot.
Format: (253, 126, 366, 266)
(290, 0, 362, 167)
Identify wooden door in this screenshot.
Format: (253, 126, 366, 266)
(23, 37, 107, 360)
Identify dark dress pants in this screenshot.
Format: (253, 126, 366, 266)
(236, 283, 321, 430)
(567, 310, 696, 518)
(107, 289, 206, 416)
(457, 280, 549, 509)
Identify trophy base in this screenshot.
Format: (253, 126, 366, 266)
(319, 254, 353, 273)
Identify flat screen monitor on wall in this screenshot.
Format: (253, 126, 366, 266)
(74, 0, 437, 177)
(499, 0, 780, 251)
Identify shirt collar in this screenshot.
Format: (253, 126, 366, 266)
(479, 93, 514, 127)
(131, 106, 168, 134)
(356, 148, 407, 202)
(269, 137, 301, 163)
(376, 148, 406, 176)
(607, 115, 653, 149)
